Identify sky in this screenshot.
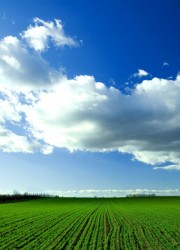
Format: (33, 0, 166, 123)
(0, 0, 180, 197)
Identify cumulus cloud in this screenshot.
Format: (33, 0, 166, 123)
(0, 125, 53, 154)
(21, 74, 180, 170)
(0, 35, 60, 91)
(163, 62, 169, 67)
(21, 18, 77, 52)
(132, 69, 149, 78)
(0, 98, 21, 123)
(0, 19, 180, 170)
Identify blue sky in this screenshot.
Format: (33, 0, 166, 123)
(0, 0, 180, 197)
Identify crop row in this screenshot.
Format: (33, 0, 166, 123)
(0, 197, 179, 249)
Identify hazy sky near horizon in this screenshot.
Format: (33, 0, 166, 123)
(0, 0, 180, 197)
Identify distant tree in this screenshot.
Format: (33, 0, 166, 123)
(13, 190, 20, 195)
(126, 193, 156, 198)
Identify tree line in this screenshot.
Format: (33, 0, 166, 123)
(0, 192, 52, 203)
(126, 193, 156, 197)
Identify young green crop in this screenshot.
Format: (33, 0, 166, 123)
(0, 197, 179, 249)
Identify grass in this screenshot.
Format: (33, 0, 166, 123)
(0, 197, 179, 249)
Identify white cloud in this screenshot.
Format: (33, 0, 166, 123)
(0, 125, 53, 154)
(0, 35, 59, 91)
(154, 164, 180, 170)
(21, 18, 77, 52)
(46, 189, 179, 197)
(132, 69, 149, 78)
(1, 55, 21, 70)
(20, 74, 180, 170)
(0, 125, 33, 153)
(1, 188, 178, 196)
(163, 62, 169, 67)
(0, 99, 21, 123)
(0, 19, 180, 170)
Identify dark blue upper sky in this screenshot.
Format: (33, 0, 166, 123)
(1, 0, 180, 81)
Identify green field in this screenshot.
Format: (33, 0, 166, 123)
(0, 197, 179, 250)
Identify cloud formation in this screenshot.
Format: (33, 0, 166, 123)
(132, 69, 149, 78)
(0, 19, 180, 170)
(163, 62, 169, 67)
(21, 18, 77, 52)
(0, 35, 56, 90)
(46, 189, 179, 197)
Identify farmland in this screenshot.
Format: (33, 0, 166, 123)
(0, 197, 179, 249)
